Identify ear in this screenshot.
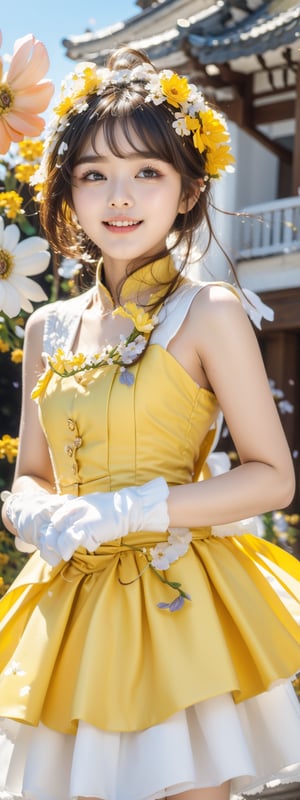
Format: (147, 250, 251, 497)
(178, 179, 204, 214)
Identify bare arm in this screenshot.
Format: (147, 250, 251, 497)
(1, 307, 56, 534)
(168, 285, 295, 527)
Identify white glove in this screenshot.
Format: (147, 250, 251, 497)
(1, 490, 73, 565)
(50, 477, 170, 560)
(211, 516, 265, 538)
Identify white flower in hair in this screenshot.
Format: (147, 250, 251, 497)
(40, 58, 236, 183)
(172, 115, 190, 137)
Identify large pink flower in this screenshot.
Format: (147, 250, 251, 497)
(0, 33, 54, 154)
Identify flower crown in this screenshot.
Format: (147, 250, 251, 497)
(40, 61, 235, 184)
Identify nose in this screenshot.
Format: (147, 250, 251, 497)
(108, 179, 133, 209)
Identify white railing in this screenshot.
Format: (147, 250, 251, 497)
(236, 196, 300, 260)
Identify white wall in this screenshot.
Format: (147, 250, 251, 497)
(193, 122, 279, 283)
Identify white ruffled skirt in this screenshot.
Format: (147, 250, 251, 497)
(1, 681, 300, 800)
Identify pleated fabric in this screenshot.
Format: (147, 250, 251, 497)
(0, 533, 299, 735)
(1, 683, 300, 800)
(0, 260, 300, 798)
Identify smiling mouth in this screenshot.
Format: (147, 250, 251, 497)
(103, 220, 142, 229)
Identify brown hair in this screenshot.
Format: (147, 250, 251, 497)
(40, 47, 222, 304)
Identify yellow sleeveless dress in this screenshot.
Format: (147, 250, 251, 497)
(0, 257, 300, 800)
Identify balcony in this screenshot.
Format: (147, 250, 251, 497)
(235, 197, 300, 293)
(236, 196, 300, 261)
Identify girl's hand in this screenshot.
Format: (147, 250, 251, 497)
(2, 490, 74, 564)
(49, 478, 169, 559)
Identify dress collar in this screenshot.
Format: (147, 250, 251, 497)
(95, 255, 181, 313)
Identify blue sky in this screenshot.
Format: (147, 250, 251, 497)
(0, 1, 139, 108)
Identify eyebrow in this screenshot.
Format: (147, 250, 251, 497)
(74, 151, 164, 166)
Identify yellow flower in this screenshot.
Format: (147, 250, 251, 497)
(80, 65, 101, 96)
(286, 514, 300, 526)
(54, 65, 101, 118)
(18, 138, 44, 161)
(0, 338, 9, 352)
(185, 117, 205, 153)
(0, 434, 19, 463)
(14, 163, 39, 184)
(0, 191, 23, 218)
(10, 348, 23, 363)
(160, 74, 190, 109)
(31, 367, 52, 400)
(186, 109, 230, 154)
(49, 348, 86, 375)
(199, 109, 230, 146)
(204, 145, 235, 177)
(53, 96, 73, 118)
(113, 302, 157, 332)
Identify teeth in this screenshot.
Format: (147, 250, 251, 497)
(107, 220, 138, 227)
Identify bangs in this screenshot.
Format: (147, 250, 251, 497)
(56, 91, 204, 184)
(86, 102, 190, 171)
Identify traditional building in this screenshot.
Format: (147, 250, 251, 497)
(63, 1, 300, 511)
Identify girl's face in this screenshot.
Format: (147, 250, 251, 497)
(71, 123, 186, 273)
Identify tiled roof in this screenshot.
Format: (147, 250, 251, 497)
(62, 1, 300, 66)
(188, 3, 300, 63)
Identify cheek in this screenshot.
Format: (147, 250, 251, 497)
(150, 182, 182, 213)
(72, 192, 88, 222)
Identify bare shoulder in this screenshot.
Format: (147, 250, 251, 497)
(25, 301, 52, 333)
(188, 281, 248, 341)
(192, 281, 241, 311)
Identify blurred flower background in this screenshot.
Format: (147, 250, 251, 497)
(0, 31, 78, 593)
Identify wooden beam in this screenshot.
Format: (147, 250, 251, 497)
(185, 55, 293, 164)
(292, 65, 300, 195)
(218, 96, 292, 162)
(253, 99, 295, 125)
(259, 288, 300, 330)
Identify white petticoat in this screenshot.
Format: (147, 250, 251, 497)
(0, 682, 300, 800)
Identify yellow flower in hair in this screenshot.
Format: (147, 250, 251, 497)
(204, 145, 235, 177)
(54, 96, 73, 117)
(200, 109, 230, 142)
(185, 116, 205, 153)
(186, 109, 230, 154)
(160, 74, 190, 109)
(45, 62, 235, 190)
(80, 65, 101, 96)
(113, 302, 157, 333)
(55, 65, 102, 118)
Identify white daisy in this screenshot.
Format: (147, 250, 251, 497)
(0, 217, 49, 317)
(150, 542, 179, 570)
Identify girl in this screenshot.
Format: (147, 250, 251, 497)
(0, 47, 300, 800)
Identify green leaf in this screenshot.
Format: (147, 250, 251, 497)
(17, 216, 36, 236)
